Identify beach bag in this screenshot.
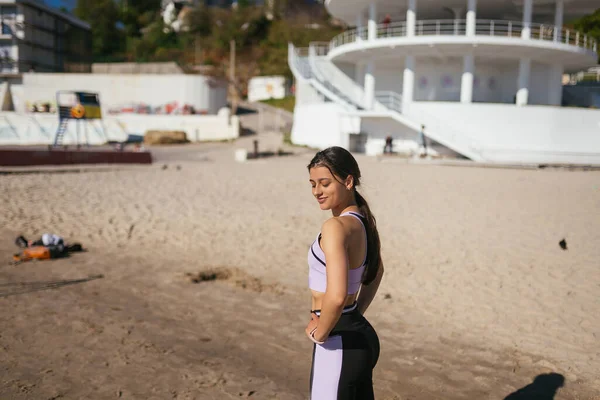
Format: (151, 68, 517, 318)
(13, 246, 51, 262)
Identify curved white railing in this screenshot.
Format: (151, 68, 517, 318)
(289, 42, 485, 160)
(330, 19, 598, 53)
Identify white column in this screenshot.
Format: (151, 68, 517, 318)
(554, 0, 564, 42)
(522, 0, 533, 39)
(516, 58, 531, 106)
(356, 14, 363, 41)
(364, 61, 375, 109)
(466, 0, 476, 36)
(407, 0, 417, 37)
(402, 55, 415, 111)
(355, 62, 365, 86)
(461, 54, 474, 103)
(548, 64, 564, 106)
(368, 2, 377, 41)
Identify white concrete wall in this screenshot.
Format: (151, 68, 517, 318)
(529, 62, 557, 106)
(409, 102, 600, 164)
(374, 65, 404, 95)
(295, 80, 325, 106)
(361, 116, 417, 155)
(291, 103, 360, 149)
(12, 73, 228, 115)
(335, 62, 356, 82)
(0, 112, 239, 145)
(333, 58, 562, 105)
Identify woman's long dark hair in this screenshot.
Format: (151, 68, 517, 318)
(307, 146, 381, 285)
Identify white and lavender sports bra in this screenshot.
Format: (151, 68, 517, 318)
(308, 211, 367, 294)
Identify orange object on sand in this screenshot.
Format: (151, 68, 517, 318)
(13, 246, 51, 262)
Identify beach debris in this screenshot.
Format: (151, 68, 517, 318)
(144, 130, 189, 145)
(127, 224, 135, 240)
(11, 234, 85, 265)
(162, 164, 168, 170)
(384, 293, 392, 300)
(235, 148, 248, 162)
(185, 268, 284, 295)
(176, 165, 181, 170)
(559, 238, 568, 250)
(238, 390, 256, 397)
(186, 269, 231, 283)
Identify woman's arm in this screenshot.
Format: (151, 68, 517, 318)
(312, 218, 349, 342)
(356, 261, 384, 315)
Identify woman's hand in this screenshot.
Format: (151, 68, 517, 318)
(305, 312, 319, 340)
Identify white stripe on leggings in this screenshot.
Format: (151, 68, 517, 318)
(311, 335, 343, 400)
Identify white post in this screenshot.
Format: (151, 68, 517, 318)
(516, 58, 531, 106)
(364, 61, 375, 109)
(402, 55, 415, 111)
(368, 2, 377, 41)
(407, 0, 417, 37)
(554, 0, 563, 42)
(461, 54, 474, 103)
(548, 64, 564, 106)
(355, 61, 364, 86)
(466, 0, 476, 36)
(522, 0, 533, 39)
(356, 14, 363, 41)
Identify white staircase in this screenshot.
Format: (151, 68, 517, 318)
(288, 42, 484, 161)
(288, 44, 355, 111)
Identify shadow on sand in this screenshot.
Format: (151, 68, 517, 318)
(247, 149, 294, 159)
(504, 373, 565, 400)
(0, 275, 104, 298)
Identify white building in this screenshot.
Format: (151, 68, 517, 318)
(289, 0, 600, 164)
(247, 75, 287, 102)
(0, 0, 91, 76)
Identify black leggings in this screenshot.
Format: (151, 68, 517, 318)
(309, 305, 380, 399)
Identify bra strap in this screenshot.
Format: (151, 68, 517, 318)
(340, 212, 368, 266)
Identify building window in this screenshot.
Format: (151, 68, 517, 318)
(1, 22, 10, 35)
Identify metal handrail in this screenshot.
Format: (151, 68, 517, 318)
(374, 91, 403, 113)
(288, 43, 312, 80)
(329, 19, 598, 53)
(308, 42, 366, 109)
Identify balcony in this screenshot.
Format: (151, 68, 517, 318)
(329, 19, 598, 60)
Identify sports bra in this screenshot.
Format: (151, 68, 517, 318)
(308, 211, 367, 294)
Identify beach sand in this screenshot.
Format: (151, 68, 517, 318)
(1, 136, 599, 399)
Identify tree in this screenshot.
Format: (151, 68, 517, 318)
(571, 8, 600, 61)
(74, 0, 125, 60)
(119, 0, 162, 38)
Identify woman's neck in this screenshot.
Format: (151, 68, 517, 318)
(332, 203, 359, 217)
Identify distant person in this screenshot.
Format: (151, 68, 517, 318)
(382, 14, 391, 29)
(418, 124, 428, 157)
(384, 135, 393, 154)
(305, 147, 383, 399)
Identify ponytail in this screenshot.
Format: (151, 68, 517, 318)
(307, 146, 382, 285)
(355, 190, 381, 285)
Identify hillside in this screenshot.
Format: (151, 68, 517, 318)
(73, 0, 345, 96)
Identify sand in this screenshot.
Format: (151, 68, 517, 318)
(1, 134, 599, 399)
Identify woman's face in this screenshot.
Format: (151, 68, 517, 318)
(309, 166, 350, 211)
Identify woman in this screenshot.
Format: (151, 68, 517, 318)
(305, 147, 384, 399)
